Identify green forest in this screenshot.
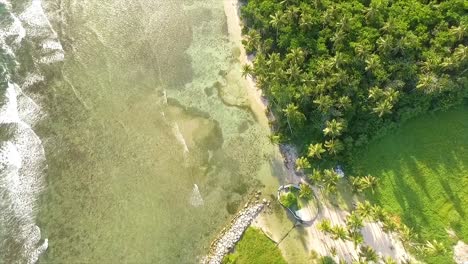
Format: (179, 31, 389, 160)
(240, 0, 467, 262)
(241, 0, 467, 161)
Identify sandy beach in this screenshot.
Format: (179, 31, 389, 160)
(223, 0, 268, 123)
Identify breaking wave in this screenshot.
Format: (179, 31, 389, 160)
(0, 0, 64, 262)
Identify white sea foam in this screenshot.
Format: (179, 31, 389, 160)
(22, 73, 45, 90)
(9, 14, 27, 45)
(0, 81, 48, 263)
(172, 122, 189, 154)
(190, 184, 204, 207)
(0, 1, 58, 261)
(40, 52, 64, 64)
(19, 0, 65, 64)
(0, 82, 20, 123)
(41, 39, 63, 51)
(162, 90, 168, 104)
(19, 0, 56, 35)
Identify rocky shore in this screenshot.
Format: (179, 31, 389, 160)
(202, 199, 268, 264)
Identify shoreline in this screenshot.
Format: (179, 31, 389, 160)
(223, 0, 269, 127)
(218, 1, 414, 263)
(202, 194, 268, 264)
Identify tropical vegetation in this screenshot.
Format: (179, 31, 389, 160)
(279, 192, 299, 209)
(240, 0, 467, 172)
(239, 0, 467, 262)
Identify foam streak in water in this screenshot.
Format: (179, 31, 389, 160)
(172, 122, 189, 154)
(190, 184, 204, 207)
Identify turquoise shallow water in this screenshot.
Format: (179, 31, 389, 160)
(1, 0, 280, 263)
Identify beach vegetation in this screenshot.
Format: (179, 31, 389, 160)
(279, 192, 298, 209)
(298, 183, 313, 200)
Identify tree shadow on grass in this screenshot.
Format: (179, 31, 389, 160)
(371, 142, 467, 240)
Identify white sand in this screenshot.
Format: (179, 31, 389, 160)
(223, 0, 268, 125)
(454, 240, 468, 264)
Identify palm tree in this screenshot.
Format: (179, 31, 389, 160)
(377, 35, 393, 54)
(350, 176, 365, 192)
(382, 218, 399, 233)
(365, 54, 381, 72)
(324, 139, 344, 155)
(299, 183, 313, 200)
(331, 225, 348, 241)
(284, 6, 300, 22)
(338, 16, 350, 32)
(336, 96, 351, 110)
(450, 24, 467, 41)
(267, 53, 282, 68)
(286, 63, 302, 81)
(359, 245, 379, 262)
(315, 59, 330, 76)
(323, 169, 340, 193)
(346, 212, 364, 232)
(423, 240, 446, 255)
(332, 29, 346, 49)
(322, 5, 336, 23)
(308, 143, 326, 159)
(323, 119, 344, 137)
(453, 44, 467, 63)
(295, 156, 311, 171)
(282, 103, 305, 132)
(245, 29, 261, 52)
(354, 43, 370, 59)
(287, 48, 305, 65)
(308, 168, 323, 184)
(355, 201, 373, 219)
(241, 64, 253, 78)
(371, 204, 388, 222)
(318, 219, 332, 233)
(368, 86, 384, 100)
(269, 11, 283, 38)
(329, 52, 346, 69)
(381, 17, 396, 34)
(398, 224, 414, 243)
(364, 3, 380, 23)
(299, 13, 314, 30)
(348, 230, 364, 249)
(314, 94, 334, 114)
(360, 175, 378, 193)
(373, 100, 393, 117)
(385, 88, 399, 103)
(441, 57, 454, 70)
(331, 70, 349, 86)
(416, 73, 438, 92)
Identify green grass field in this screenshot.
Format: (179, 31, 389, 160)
(351, 106, 468, 263)
(223, 227, 287, 264)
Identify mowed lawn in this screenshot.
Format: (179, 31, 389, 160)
(223, 227, 286, 264)
(352, 106, 468, 263)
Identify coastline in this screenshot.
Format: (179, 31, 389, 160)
(218, 1, 414, 263)
(223, 0, 268, 126)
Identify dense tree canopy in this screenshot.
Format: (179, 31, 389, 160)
(241, 0, 467, 163)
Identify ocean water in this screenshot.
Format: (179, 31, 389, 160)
(0, 0, 281, 263)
